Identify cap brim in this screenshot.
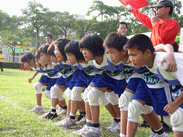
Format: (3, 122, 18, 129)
(150, 4, 163, 8)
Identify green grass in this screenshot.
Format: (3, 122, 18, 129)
(0, 68, 174, 137)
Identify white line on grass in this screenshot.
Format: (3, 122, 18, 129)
(0, 96, 69, 135)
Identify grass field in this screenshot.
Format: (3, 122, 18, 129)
(0, 68, 174, 137)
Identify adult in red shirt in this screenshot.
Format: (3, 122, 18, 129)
(126, 0, 179, 72)
(127, 0, 179, 46)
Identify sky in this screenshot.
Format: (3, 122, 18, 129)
(1, 0, 183, 19)
(0, 0, 122, 18)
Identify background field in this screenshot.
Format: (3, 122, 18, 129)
(0, 69, 174, 137)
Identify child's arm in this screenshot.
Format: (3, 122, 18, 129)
(164, 90, 183, 114)
(28, 71, 39, 83)
(155, 44, 177, 72)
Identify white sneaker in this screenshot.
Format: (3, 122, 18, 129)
(76, 116, 86, 124)
(56, 107, 67, 115)
(106, 120, 119, 132)
(110, 123, 120, 133)
(29, 106, 44, 113)
(81, 127, 102, 137)
(149, 132, 169, 137)
(54, 115, 69, 126)
(60, 118, 77, 129)
(73, 125, 90, 135)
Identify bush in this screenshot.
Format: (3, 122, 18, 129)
(3, 62, 21, 69)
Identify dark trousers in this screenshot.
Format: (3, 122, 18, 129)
(0, 62, 3, 71)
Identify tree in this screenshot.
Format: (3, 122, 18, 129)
(87, 0, 120, 21)
(53, 11, 76, 38)
(0, 15, 31, 62)
(21, 1, 50, 50)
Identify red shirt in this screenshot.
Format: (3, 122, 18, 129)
(132, 9, 179, 47)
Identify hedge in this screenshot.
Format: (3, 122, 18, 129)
(3, 62, 21, 69)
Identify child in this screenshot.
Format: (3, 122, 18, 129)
(21, 45, 58, 113)
(125, 34, 183, 137)
(56, 40, 86, 128)
(94, 32, 166, 137)
(47, 44, 67, 115)
(79, 33, 129, 137)
(42, 38, 73, 120)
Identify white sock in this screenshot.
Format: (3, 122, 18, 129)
(120, 133, 126, 137)
(86, 119, 92, 123)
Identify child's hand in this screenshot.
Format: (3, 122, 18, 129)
(160, 53, 177, 72)
(28, 77, 34, 83)
(164, 102, 179, 114)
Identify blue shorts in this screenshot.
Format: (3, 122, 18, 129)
(55, 74, 73, 89)
(126, 78, 143, 92)
(74, 71, 99, 88)
(93, 72, 127, 96)
(68, 70, 79, 90)
(38, 75, 58, 90)
(133, 80, 174, 116)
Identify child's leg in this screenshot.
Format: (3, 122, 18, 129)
(64, 88, 72, 116)
(170, 107, 183, 137)
(126, 99, 145, 137)
(29, 82, 46, 113)
(119, 90, 134, 136)
(34, 82, 45, 106)
(43, 84, 65, 120)
(70, 87, 85, 117)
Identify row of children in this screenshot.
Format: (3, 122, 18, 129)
(21, 31, 183, 137)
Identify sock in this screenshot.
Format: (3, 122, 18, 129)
(61, 106, 67, 109)
(86, 119, 92, 123)
(114, 118, 120, 123)
(120, 133, 126, 137)
(154, 127, 165, 135)
(51, 107, 56, 115)
(37, 105, 42, 107)
(70, 113, 76, 120)
(79, 110, 86, 116)
(92, 124, 100, 128)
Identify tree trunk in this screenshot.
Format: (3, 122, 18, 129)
(36, 29, 39, 51)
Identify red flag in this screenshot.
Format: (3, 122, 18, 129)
(118, 0, 149, 9)
(118, 0, 129, 5)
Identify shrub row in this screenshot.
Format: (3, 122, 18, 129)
(3, 62, 21, 69)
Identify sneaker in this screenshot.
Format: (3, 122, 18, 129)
(56, 107, 67, 115)
(138, 120, 149, 128)
(81, 127, 102, 137)
(106, 120, 119, 132)
(60, 118, 77, 129)
(109, 123, 120, 133)
(43, 112, 58, 120)
(76, 115, 86, 124)
(54, 115, 69, 126)
(29, 106, 44, 113)
(149, 132, 169, 137)
(73, 125, 90, 135)
(161, 120, 173, 133)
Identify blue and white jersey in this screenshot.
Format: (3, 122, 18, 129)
(31, 66, 44, 73)
(92, 54, 125, 80)
(127, 64, 165, 89)
(41, 62, 62, 78)
(148, 52, 183, 86)
(57, 61, 75, 78)
(77, 60, 103, 76)
(121, 63, 144, 83)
